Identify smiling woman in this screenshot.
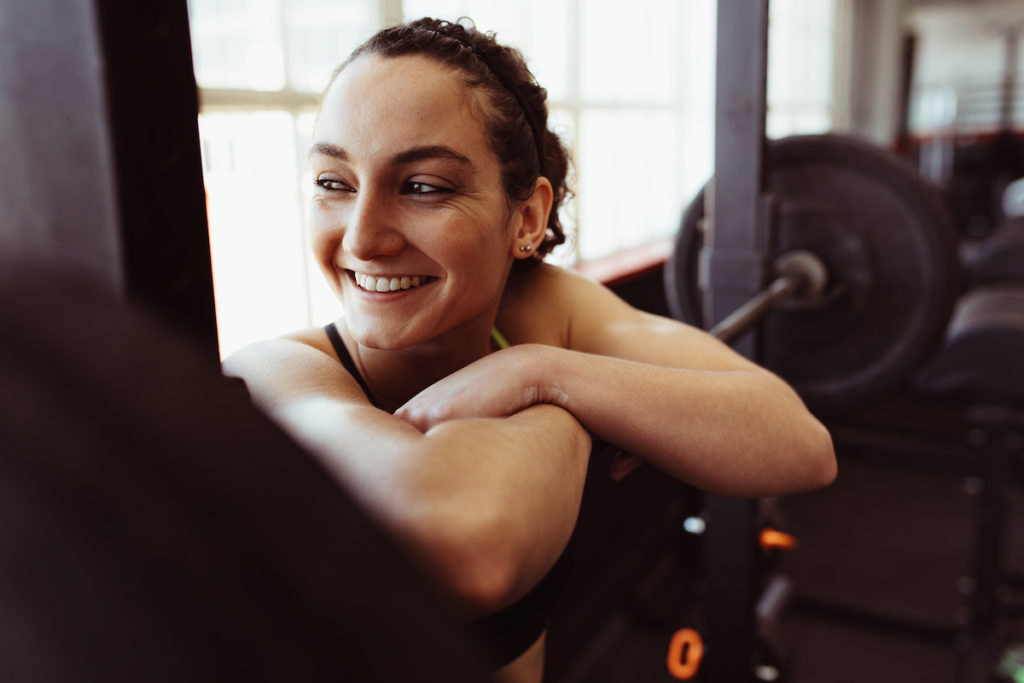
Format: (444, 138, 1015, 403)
(308, 53, 542, 362)
(222, 17, 836, 683)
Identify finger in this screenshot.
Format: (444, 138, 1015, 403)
(609, 452, 644, 482)
(393, 404, 432, 432)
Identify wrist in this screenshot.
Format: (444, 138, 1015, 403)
(515, 343, 570, 409)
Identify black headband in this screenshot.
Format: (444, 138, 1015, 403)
(432, 27, 546, 170)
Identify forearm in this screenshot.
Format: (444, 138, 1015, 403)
(531, 345, 835, 497)
(272, 397, 590, 614)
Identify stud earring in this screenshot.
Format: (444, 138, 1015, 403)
(519, 245, 533, 253)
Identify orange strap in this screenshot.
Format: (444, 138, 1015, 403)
(666, 628, 704, 679)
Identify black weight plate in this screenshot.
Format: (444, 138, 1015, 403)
(664, 134, 961, 413)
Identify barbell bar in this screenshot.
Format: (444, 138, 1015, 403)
(708, 250, 828, 345)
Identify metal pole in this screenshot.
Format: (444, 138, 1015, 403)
(709, 277, 798, 345)
(701, 0, 771, 680)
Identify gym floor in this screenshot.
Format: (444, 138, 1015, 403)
(545, 402, 1024, 683)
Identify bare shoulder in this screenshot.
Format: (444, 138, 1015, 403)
(498, 264, 627, 346)
(501, 263, 666, 341)
(223, 325, 334, 372)
(281, 324, 338, 358)
(510, 262, 610, 300)
(221, 323, 364, 406)
(503, 264, 752, 370)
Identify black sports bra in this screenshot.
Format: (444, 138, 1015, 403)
(324, 322, 574, 669)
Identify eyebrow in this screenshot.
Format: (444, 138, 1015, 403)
(392, 145, 475, 170)
(310, 142, 348, 161)
(309, 142, 475, 171)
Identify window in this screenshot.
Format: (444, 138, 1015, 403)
(189, 0, 838, 357)
(766, 0, 841, 138)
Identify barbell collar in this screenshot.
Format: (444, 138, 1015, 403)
(708, 250, 831, 343)
(774, 249, 829, 304)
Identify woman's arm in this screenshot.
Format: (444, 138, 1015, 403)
(223, 337, 591, 616)
(396, 266, 836, 498)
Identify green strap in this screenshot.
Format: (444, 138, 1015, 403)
(491, 327, 511, 350)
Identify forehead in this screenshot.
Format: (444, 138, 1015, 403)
(315, 55, 492, 162)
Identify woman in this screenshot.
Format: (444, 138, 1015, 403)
(224, 17, 836, 682)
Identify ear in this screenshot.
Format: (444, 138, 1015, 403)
(510, 177, 554, 260)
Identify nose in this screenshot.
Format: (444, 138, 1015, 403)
(342, 190, 406, 260)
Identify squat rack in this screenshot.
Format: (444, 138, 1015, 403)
(699, 0, 774, 680)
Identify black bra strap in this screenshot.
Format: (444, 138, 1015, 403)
(324, 323, 379, 408)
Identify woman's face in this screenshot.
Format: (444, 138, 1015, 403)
(310, 54, 518, 351)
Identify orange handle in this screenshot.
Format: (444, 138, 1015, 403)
(666, 628, 704, 679)
(760, 527, 798, 551)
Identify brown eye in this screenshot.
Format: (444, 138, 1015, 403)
(404, 181, 450, 195)
(314, 176, 353, 192)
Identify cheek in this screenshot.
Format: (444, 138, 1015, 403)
(444, 218, 511, 268)
(309, 209, 341, 264)
(447, 229, 515, 295)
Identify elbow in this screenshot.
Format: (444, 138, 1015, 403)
(442, 546, 518, 616)
(798, 418, 837, 492)
(405, 505, 521, 616)
(819, 431, 839, 488)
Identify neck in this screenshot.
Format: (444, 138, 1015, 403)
(348, 319, 496, 413)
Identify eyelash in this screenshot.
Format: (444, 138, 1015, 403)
(314, 177, 353, 192)
(404, 181, 450, 195)
(313, 176, 452, 197)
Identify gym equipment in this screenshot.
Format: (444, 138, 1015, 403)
(1003, 177, 1024, 218)
(961, 217, 1024, 287)
(665, 133, 962, 413)
(0, 261, 490, 683)
(917, 286, 1024, 400)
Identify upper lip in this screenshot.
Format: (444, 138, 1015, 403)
(348, 268, 429, 278)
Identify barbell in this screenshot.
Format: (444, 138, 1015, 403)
(665, 134, 962, 414)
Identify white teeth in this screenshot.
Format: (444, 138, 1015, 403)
(353, 272, 430, 293)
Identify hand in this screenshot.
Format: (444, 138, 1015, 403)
(609, 450, 645, 482)
(395, 345, 549, 431)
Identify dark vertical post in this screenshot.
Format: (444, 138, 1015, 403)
(965, 405, 1020, 633)
(0, 0, 219, 361)
(895, 32, 917, 156)
(703, 0, 770, 350)
(700, 0, 771, 681)
(93, 1, 219, 357)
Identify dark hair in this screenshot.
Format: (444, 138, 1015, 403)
(328, 17, 571, 264)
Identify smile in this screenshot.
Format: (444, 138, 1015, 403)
(351, 271, 435, 293)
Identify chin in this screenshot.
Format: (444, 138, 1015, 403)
(346, 320, 420, 351)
